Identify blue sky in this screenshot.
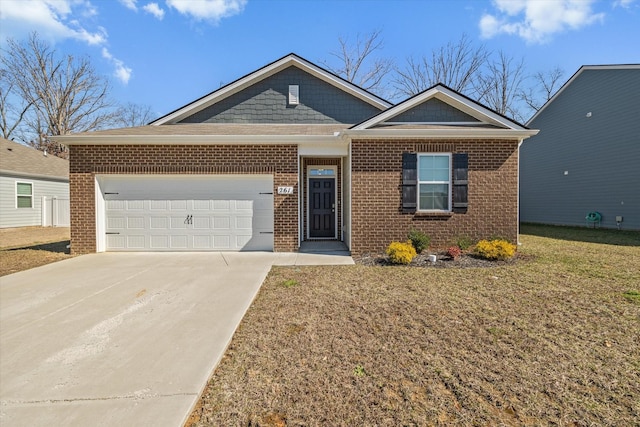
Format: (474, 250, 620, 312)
(1, 0, 638, 120)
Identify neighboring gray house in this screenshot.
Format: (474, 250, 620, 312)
(520, 64, 640, 230)
(0, 138, 70, 228)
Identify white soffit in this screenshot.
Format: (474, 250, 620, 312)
(151, 54, 391, 125)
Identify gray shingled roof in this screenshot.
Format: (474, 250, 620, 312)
(0, 138, 69, 180)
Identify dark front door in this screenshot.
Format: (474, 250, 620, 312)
(309, 178, 335, 238)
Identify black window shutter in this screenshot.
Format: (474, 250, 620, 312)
(453, 153, 468, 210)
(402, 152, 417, 213)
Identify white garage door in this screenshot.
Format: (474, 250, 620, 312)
(98, 175, 274, 251)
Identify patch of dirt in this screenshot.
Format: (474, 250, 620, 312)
(0, 226, 70, 249)
(0, 227, 73, 276)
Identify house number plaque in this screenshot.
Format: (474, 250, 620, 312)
(277, 186, 294, 195)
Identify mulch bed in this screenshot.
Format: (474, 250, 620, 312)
(354, 251, 528, 268)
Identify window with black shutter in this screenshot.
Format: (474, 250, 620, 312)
(402, 152, 417, 213)
(452, 153, 468, 211)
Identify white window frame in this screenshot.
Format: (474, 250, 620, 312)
(16, 181, 34, 209)
(417, 153, 452, 212)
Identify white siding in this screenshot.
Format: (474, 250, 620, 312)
(0, 174, 69, 228)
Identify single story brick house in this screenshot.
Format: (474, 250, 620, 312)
(53, 54, 537, 255)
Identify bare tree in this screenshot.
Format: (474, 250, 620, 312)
(1, 32, 117, 149)
(323, 29, 394, 95)
(519, 66, 565, 113)
(113, 103, 156, 127)
(394, 34, 489, 97)
(0, 69, 34, 140)
(475, 51, 527, 122)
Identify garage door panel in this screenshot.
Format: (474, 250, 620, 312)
(192, 216, 210, 229)
(235, 216, 252, 230)
(193, 235, 211, 249)
(170, 200, 187, 210)
(212, 216, 230, 229)
(127, 201, 144, 210)
(107, 235, 125, 248)
(127, 217, 145, 229)
(127, 235, 145, 249)
(107, 217, 126, 229)
(150, 217, 168, 229)
(100, 175, 274, 251)
(150, 235, 169, 249)
(150, 200, 168, 210)
(107, 200, 125, 210)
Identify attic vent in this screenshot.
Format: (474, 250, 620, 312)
(288, 85, 299, 105)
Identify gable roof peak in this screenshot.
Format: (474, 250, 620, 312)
(526, 63, 640, 125)
(351, 83, 529, 131)
(150, 52, 391, 125)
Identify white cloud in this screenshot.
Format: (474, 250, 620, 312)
(101, 47, 132, 84)
(0, 0, 106, 44)
(0, 1, 133, 85)
(143, 2, 165, 20)
(479, 0, 605, 44)
(613, 0, 637, 7)
(118, 0, 138, 11)
(166, 0, 247, 22)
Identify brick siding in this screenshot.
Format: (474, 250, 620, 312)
(350, 139, 519, 254)
(69, 144, 298, 254)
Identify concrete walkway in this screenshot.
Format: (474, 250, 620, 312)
(0, 251, 353, 427)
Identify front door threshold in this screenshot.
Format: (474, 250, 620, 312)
(299, 240, 350, 255)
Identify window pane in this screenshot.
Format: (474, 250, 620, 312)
(432, 168, 450, 181)
(17, 196, 32, 208)
(419, 184, 449, 210)
(419, 155, 449, 181)
(309, 168, 334, 176)
(433, 156, 449, 169)
(17, 182, 32, 195)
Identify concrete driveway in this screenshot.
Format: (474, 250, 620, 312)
(0, 251, 353, 426)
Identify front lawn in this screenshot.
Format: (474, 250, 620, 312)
(189, 225, 640, 426)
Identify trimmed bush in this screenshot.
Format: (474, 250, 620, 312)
(386, 241, 417, 265)
(474, 239, 516, 260)
(407, 229, 430, 254)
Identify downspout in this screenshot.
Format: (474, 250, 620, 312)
(517, 139, 523, 246)
(297, 151, 302, 249)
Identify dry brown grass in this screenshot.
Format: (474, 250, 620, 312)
(0, 227, 72, 276)
(189, 225, 640, 426)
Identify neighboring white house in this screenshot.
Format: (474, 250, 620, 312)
(0, 138, 69, 228)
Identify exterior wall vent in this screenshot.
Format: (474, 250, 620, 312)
(288, 85, 299, 105)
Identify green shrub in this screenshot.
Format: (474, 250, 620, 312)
(474, 239, 516, 260)
(386, 241, 417, 265)
(407, 229, 430, 254)
(454, 235, 474, 250)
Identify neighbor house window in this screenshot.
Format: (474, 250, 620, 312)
(418, 154, 451, 211)
(16, 182, 33, 208)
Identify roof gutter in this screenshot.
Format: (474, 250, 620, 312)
(340, 128, 539, 140)
(0, 168, 68, 182)
(52, 134, 343, 146)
